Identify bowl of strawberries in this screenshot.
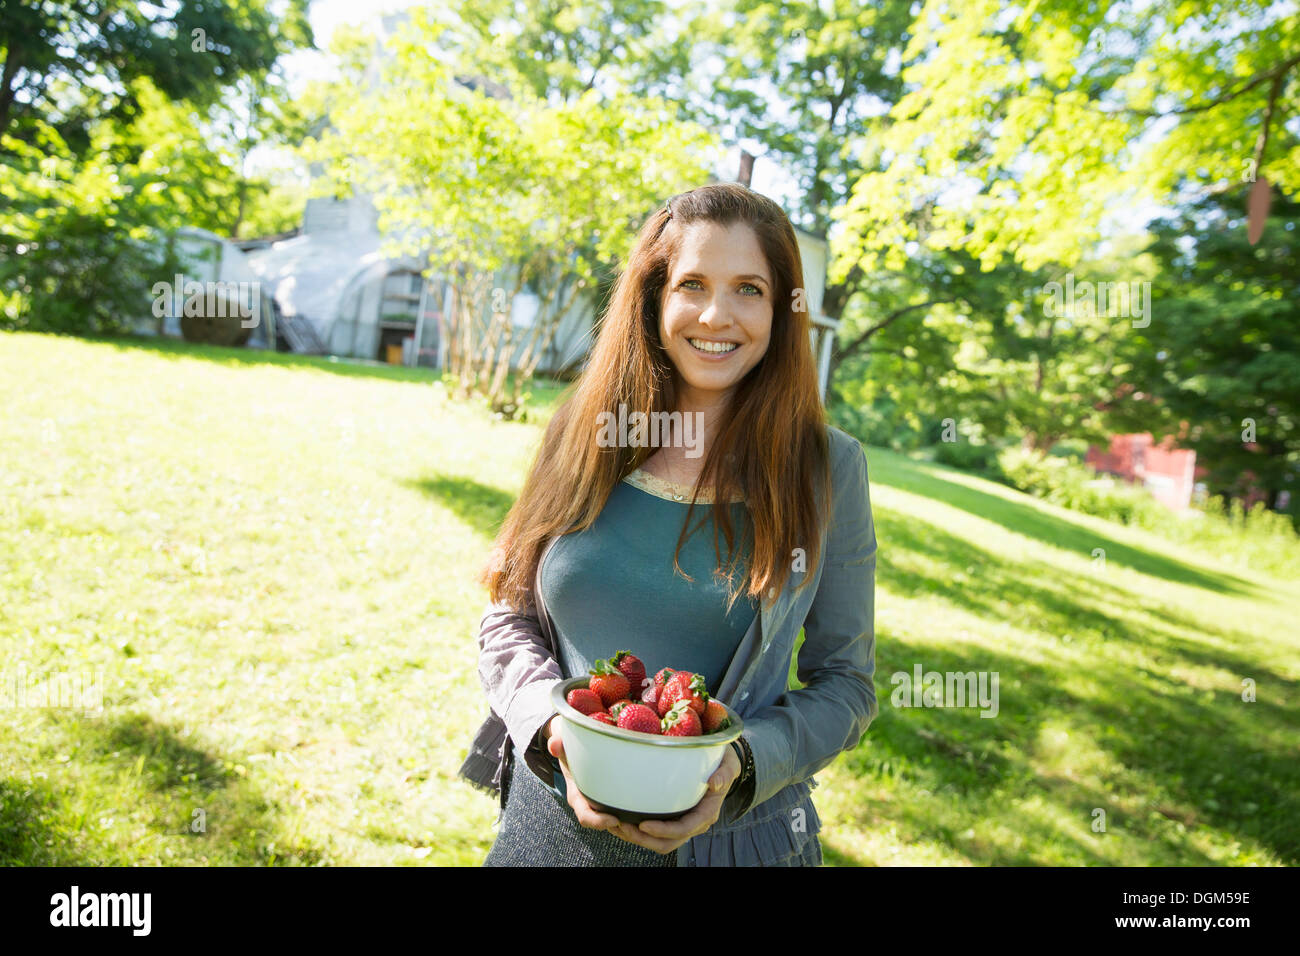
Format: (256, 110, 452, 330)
(551, 651, 744, 822)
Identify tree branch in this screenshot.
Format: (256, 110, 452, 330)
(833, 296, 959, 362)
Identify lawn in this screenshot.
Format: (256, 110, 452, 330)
(2, 331, 1296, 866)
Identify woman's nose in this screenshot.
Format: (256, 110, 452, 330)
(698, 299, 735, 329)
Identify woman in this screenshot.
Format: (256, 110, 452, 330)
(458, 181, 878, 866)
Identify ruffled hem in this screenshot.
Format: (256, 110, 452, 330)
(690, 779, 823, 866)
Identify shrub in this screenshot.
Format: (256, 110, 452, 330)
(995, 446, 1300, 578)
(932, 437, 1003, 475)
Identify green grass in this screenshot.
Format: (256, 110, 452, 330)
(2, 330, 1297, 866)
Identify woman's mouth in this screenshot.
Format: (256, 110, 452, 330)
(687, 338, 739, 355)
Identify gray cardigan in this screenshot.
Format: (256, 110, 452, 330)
(458, 424, 879, 866)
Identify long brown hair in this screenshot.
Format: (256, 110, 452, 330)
(481, 181, 830, 611)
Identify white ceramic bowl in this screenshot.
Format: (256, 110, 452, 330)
(551, 676, 744, 821)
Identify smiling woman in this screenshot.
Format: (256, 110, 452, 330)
(657, 222, 774, 421)
(459, 181, 879, 867)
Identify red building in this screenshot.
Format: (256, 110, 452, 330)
(1086, 433, 1198, 510)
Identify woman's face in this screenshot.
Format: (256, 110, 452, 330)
(659, 220, 774, 406)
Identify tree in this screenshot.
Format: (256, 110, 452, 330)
(664, 0, 920, 359)
(0, 115, 182, 334)
(673, 0, 914, 237)
(0, 2, 314, 334)
(0, 0, 309, 143)
(310, 9, 719, 417)
(836, 0, 1300, 275)
(425, 0, 671, 106)
(1113, 191, 1300, 510)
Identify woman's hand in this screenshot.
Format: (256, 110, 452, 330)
(544, 717, 741, 856)
(543, 716, 623, 831)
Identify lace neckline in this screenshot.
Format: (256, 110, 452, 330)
(621, 467, 744, 504)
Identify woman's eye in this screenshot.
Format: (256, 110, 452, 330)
(677, 279, 762, 295)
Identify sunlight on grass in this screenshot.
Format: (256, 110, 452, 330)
(2, 331, 1296, 866)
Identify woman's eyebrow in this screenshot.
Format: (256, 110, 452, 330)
(678, 270, 770, 286)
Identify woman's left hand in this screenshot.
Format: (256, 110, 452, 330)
(607, 744, 741, 855)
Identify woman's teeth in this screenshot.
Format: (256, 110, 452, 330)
(688, 338, 738, 354)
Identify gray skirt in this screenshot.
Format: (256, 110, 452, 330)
(481, 745, 821, 867)
(482, 744, 677, 866)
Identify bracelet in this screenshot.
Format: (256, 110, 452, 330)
(731, 736, 755, 786)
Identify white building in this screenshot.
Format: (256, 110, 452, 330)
(241, 160, 837, 395)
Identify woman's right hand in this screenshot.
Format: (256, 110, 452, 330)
(543, 716, 623, 831)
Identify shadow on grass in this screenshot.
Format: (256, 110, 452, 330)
(820, 840, 869, 867)
(869, 452, 1256, 597)
(80, 331, 445, 385)
(75, 332, 573, 412)
(408, 474, 516, 540)
(850, 508, 1300, 865)
(1, 712, 328, 866)
(0, 778, 98, 866)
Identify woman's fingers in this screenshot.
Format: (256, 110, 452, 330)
(608, 821, 680, 855)
(543, 722, 728, 851)
(638, 792, 721, 839)
(548, 728, 620, 830)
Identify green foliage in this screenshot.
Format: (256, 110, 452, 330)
(6, 332, 1299, 866)
(0, 0, 309, 145)
(1112, 190, 1300, 510)
(672, 0, 915, 236)
(309, 7, 719, 416)
(1, 2, 315, 334)
(996, 446, 1166, 524)
(435, 0, 670, 107)
(932, 435, 1004, 476)
(835, 0, 1300, 275)
(995, 446, 1300, 578)
(0, 120, 180, 334)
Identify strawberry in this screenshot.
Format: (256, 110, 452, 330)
(661, 700, 702, 736)
(653, 667, 677, 691)
(588, 659, 631, 708)
(610, 651, 646, 698)
(656, 679, 680, 717)
(640, 682, 660, 707)
(664, 670, 710, 716)
(566, 687, 606, 716)
(702, 698, 730, 733)
(608, 699, 634, 720)
(589, 711, 616, 725)
(616, 703, 662, 735)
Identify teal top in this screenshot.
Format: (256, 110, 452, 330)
(539, 467, 758, 696)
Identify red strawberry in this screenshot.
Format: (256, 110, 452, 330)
(640, 682, 660, 707)
(702, 698, 730, 733)
(616, 703, 662, 735)
(664, 671, 710, 716)
(589, 711, 616, 725)
(661, 700, 702, 736)
(610, 651, 646, 698)
(588, 659, 631, 708)
(567, 687, 606, 716)
(653, 667, 677, 691)
(608, 699, 634, 720)
(656, 679, 680, 717)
